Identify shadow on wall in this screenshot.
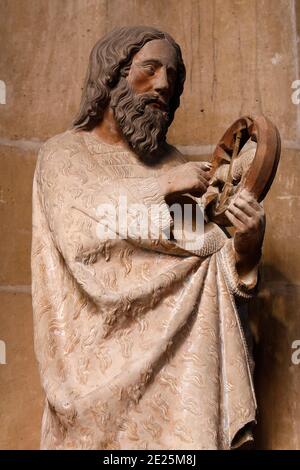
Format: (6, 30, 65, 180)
(250, 263, 300, 450)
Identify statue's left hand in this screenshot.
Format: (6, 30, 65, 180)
(225, 189, 266, 277)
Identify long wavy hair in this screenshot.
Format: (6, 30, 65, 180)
(73, 26, 186, 130)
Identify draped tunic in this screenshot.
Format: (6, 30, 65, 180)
(31, 129, 258, 450)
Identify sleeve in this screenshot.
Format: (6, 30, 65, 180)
(217, 237, 259, 300)
(113, 175, 174, 238)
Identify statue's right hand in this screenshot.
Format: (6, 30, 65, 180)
(158, 161, 212, 199)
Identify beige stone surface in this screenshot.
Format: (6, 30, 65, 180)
(250, 149, 300, 449)
(0, 145, 37, 286)
(0, 292, 44, 450)
(0, 0, 298, 144)
(0, 0, 107, 141)
(262, 149, 300, 285)
(249, 148, 300, 449)
(251, 283, 300, 449)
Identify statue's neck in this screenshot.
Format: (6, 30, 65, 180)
(91, 107, 129, 148)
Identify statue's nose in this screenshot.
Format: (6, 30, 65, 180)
(154, 67, 169, 96)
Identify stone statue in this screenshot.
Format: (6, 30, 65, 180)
(31, 26, 268, 450)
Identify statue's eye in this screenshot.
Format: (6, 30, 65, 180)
(144, 64, 155, 75)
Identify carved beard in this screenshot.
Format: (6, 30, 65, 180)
(110, 78, 171, 164)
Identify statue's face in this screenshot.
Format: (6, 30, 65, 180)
(126, 39, 178, 111)
(109, 38, 179, 164)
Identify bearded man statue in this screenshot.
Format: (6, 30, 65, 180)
(31, 26, 264, 450)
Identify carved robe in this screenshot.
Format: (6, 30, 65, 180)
(31, 129, 258, 450)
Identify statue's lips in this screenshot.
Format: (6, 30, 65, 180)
(147, 99, 168, 111)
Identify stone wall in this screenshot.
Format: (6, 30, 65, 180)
(0, 0, 299, 449)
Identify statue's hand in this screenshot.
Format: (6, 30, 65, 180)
(225, 189, 266, 277)
(158, 161, 212, 200)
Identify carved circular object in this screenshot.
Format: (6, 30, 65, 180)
(206, 115, 281, 226)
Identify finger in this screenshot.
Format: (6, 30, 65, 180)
(239, 189, 255, 200)
(225, 210, 245, 231)
(191, 161, 211, 169)
(232, 191, 259, 215)
(239, 190, 261, 210)
(243, 197, 264, 214)
(194, 162, 212, 175)
(233, 198, 257, 218)
(185, 163, 210, 181)
(227, 203, 251, 225)
(196, 166, 212, 182)
(200, 161, 212, 171)
(199, 170, 211, 181)
(196, 174, 210, 188)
